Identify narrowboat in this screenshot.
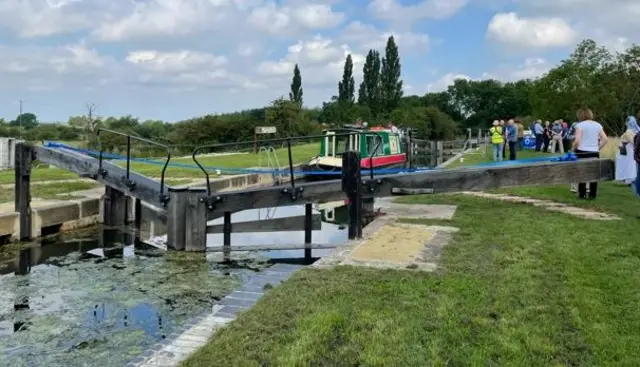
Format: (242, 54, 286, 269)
(302, 125, 406, 180)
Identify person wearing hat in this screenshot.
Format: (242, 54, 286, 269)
(490, 120, 504, 162)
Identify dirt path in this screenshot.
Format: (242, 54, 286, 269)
(459, 192, 620, 220)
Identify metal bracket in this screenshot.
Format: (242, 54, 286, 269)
(159, 194, 170, 207)
(98, 168, 108, 177)
(281, 186, 304, 201)
(123, 178, 137, 190)
(363, 178, 382, 193)
(201, 195, 223, 211)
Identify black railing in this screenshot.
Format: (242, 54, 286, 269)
(96, 128, 172, 197)
(191, 131, 383, 198)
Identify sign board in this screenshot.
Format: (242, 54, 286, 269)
(255, 126, 276, 134)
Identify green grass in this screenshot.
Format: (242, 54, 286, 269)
(183, 146, 638, 366)
(0, 167, 81, 184)
(0, 143, 320, 184)
(124, 142, 319, 178)
(182, 187, 640, 366)
(0, 182, 100, 203)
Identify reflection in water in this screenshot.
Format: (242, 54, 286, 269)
(0, 227, 254, 366)
(0, 203, 353, 366)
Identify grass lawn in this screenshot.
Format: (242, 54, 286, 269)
(182, 142, 639, 366)
(0, 143, 320, 184)
(0, 181, 100, 203)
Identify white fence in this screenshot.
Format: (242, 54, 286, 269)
(0, 137, 22, 170)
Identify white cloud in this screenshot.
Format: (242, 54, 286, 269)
(427, 57, 550, 92)
(257, 35, 365, 87)
(368, 0, 469, 25)
(126, 50, 228, 73)
(341, 21, 430, 53)
(426, 73, 471, 92)
(487, 12, 576, 49)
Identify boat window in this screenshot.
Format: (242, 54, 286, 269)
(389, 136, 399, 154)
(334, 135, 349, 155)
(366, 135, 382, 156)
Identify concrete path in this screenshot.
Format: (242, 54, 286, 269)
(458, 192, 620, 220)
(129, 263, 302, 367)
(315, 199, 459, 271)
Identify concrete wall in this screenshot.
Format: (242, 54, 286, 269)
(0, 137, 21, 170)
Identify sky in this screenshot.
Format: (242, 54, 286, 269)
(0, 0, 636, 123)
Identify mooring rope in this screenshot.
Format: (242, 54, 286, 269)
(43, 141, 577, 176)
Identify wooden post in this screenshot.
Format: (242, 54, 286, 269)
(341, 151, 362, 239)
(406, 130, 413, 169)
(14, 143, 33, 240)
(167, 187, 188, 250)
(103, 186, 127, 227)
(185, 188, 207, 252)
(304, 203, 312, 260)
(223, 211, 232, 261)
(429, 141, 437, 167)
(436, 141, 444, 166)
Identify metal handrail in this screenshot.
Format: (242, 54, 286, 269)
(96, 128, 172, 196)
(192, 131, 385, 197)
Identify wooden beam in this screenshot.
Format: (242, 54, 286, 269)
(206, 214, 321, 233)
(207, 243, 339, 252)
(207, 158, 614, 214)
(33, 145, 169, 208)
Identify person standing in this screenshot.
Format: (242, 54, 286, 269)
(490, 120, 504, 162)
(561, 122, 571, 152)
(573, 107, 608, 199)
(533, 120, 544, 151)
(516, 120, 525, 150)
(616, 116, 639, 184)
(499, 120, 506, 159)
(549, 120, 565, 153)
(542, 121, 551, 152)
(505, 119, 518, 160)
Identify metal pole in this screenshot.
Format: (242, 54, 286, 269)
(304, 203, 312, 260)
(223, 211, 232, 262)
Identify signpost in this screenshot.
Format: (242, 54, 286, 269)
(254, 126, 277, 153)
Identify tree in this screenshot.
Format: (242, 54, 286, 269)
(358, 49, 381, 116)
(9, 113, 38, 130)
(338, 54, 355, 105)
(289, 64, 303, 107)
(380, 36, 403, 114)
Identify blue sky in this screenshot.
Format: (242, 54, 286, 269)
(0, 0, 635, 122)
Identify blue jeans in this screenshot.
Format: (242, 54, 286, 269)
(492, 143, 504, 162)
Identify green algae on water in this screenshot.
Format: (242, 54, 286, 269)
(0, 242, 256, 367)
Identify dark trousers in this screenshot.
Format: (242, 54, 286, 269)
(535, 134, 543, 151)
(563, 139, 571, 152)
(543, 137, 550, 152)
(575, 150, 600, 199)
(508, 141, 517, 160)
(517, 137, 524, 150)
(502, 142, 506, 158)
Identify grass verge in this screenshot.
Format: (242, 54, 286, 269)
(183, 142, 637, 366)
(0, 182, 100, 203)
(0, 143, 319, 184)
(182, 189, 639, 366)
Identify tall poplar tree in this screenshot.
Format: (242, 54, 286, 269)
(380, 36, 403, 113)
(289, 64, 303, 107)
(338, 54, 355, 105)
(357, 49, 381, 115)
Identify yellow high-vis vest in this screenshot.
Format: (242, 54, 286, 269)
(490, 126, 504, 144)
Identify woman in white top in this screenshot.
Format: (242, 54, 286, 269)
(615, 116, 639, 184)
(572, 107, 608, 199)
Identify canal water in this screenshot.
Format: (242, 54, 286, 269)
(0, 203, 349, 367)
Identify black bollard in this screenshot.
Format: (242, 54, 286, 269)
(341, 151, 362, 239)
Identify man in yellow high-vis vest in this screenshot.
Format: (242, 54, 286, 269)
(490, 120, 504, 162)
